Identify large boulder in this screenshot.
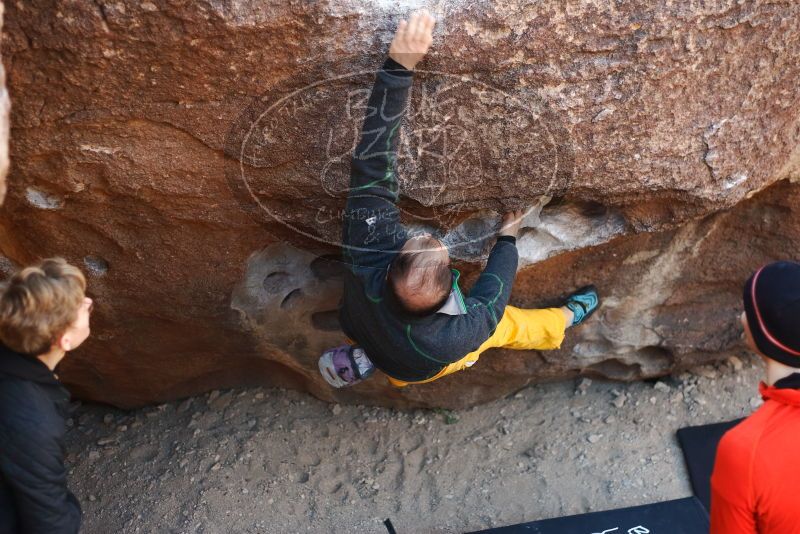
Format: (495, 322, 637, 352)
(0, 1, 798, 408)
(0, 1, 8, 204)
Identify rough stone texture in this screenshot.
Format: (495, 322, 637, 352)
(0, 1, 798, 408)
(0, 1, 8, 205)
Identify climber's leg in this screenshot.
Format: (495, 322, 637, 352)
(387, 286, 600, 387)
(387, 305, 570, 387)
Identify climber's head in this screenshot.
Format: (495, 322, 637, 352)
(741, 261, 800, 367)
(387, 233, 452, 316)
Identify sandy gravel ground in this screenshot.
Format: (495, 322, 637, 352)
(64, 353, 762, 533)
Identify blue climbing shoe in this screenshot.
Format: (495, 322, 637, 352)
(564, 285, 599, 326)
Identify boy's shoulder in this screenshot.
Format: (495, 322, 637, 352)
(719, 403, 772, 451)
(716, 397, 792, 473)
(712, 408, 769, 495)
(0, 375, 63, 438)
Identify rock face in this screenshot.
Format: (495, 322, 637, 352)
(0, 1, 8, 205)
(0, 1, 798, 408)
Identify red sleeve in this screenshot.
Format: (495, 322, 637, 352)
(710, 430, 758, 534)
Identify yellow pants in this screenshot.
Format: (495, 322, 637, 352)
(388, 306, 568, 387)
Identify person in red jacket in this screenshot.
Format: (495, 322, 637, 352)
(710, 261, 800, 533)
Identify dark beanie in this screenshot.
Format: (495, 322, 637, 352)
(743, 261, 800, 367)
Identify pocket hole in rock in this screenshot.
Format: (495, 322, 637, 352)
(586, 358, 643, 381)
(262, 271, 290, 293)
(83, 255, 109, 276)
(311, 310, 341, 332)
(280, 288, 303, 309)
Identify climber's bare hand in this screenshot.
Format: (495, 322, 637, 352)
(499, 209, 526, 239)
(389, 9, 436, 70)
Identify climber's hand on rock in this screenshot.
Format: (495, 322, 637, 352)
(389, 9, 436, 70)
(499, 209, 526, 239)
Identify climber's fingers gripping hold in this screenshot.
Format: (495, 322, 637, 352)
(389, 9, 436, 70)
(499, 209, 526, 239)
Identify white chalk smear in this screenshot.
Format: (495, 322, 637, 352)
(723, 171, 748, 190)
(25, 187, 63, 210)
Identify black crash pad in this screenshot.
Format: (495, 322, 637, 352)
(467, 497, 709, 534)
(676, 418, 743, 511)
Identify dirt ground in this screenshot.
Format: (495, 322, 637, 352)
(64, 352, 762, 534)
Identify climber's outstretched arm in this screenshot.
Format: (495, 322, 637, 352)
(342, 11, 436, 274)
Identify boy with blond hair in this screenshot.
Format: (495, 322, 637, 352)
(0, 258, 92, 533)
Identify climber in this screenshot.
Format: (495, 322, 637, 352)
(319, 9, 599, 389)
(710, 261, 800, 533)
(0, 258, 90, 533)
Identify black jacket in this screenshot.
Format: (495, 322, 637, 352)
(0, 345, 81, 533)
(339, 57, 519, 382)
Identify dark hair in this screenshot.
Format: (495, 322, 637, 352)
(387, 250, 452, 316)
